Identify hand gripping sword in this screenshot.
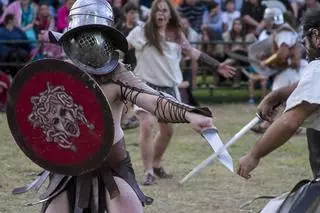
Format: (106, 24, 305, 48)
(179, 114, 263, 185)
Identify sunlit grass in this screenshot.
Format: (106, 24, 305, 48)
(0, 104, 311, 213)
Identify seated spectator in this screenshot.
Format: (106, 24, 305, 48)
(119, 2, 141, 68)
(34, 2, 55, 36)
(240, 0, 266, 35)
(34, 2, 62, 58)
(0, 71, 10, 112)
(119, 2, 140, 130)
(220, 18, 256, 87)
(222, 0, 240, 32)
(222, 18, 256, 57)
(111, 0, 126, 8)
(181, 16, 201, 47)
(1, 0, 9, 7)
(181, 16, 201, 88)
(298, 0, 320, 22)
(201, 1, 223, 41)
(0, 0, 38, 46)
(177, 0, 206, 33)
(0, 13, 31, 76)
(180, 16, 200, 105)
(56, 0, 75, 32)
(234, 0, 243, 11)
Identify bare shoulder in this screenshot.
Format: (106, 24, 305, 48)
(99, 81, 120, 103)
(98, 63, 132, 102)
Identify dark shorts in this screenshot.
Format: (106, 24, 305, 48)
(13, 138, 153, 213)
(146, 82, 177, 99)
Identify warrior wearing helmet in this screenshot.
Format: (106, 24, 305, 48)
(259, 7, 301, 91)
(11, 0, 234, 212)
(250, 7, 302, 133)
(238, 7, 320, 181)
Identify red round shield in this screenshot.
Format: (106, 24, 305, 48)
(7, 59, 114, 176)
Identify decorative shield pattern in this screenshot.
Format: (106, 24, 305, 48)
(7, 59, 114, 176)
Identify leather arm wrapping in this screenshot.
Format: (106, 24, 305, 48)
(153, 92, 212, 123)
(108, 65, 213, 123)
(197, 52, 220, 72)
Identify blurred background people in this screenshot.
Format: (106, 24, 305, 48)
(0, 0, 38, 46)
(127, 0, 234, 186)
(56, 0, 74, 32)
(0, 13, 31, 76)
(220, 18, 256, 88)
(34, 1, 62, 58)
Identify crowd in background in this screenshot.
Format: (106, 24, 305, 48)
(0, 0, 316, 111)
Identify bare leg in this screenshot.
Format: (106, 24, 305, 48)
(260, 78, 268, 98)
(153, 122, 174, 168)
(191, 58, 198, 88)
(107, 177, 144, 213)
(44, 192, 69, 213)
(248, 77, 256, 100)
(136, 110, 155, 175)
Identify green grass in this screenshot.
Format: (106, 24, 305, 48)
(0, 104, 312, 213)
(193, 75, 265, 103)
(193, 87, 264, 103)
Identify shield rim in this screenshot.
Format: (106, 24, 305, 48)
(7, 59, 115, 176)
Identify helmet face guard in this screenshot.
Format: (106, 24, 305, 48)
(61, 29, 119, 75)
(48, 0, 127, 74)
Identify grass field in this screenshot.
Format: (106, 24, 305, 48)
(0, 104, 312, 213)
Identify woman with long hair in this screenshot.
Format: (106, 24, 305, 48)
(222, 18, 267, 102)
(220, 18, 258, 88)
(0, 0, 38, 45)
(34, 2, 62, 59)
(127, 0, 235, 185)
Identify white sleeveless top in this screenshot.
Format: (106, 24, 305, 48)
(126, 25, 183, 87)
(285, 60, 320, 131)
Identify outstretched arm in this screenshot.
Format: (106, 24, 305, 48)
(238, 102, 318, 179)
(180, 33, 235, 78)
(258, 83, 298, 121)
(108, 66, 214, 132)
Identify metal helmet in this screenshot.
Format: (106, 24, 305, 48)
(48, 0, 128, 75)
(263, 7, 284, 26)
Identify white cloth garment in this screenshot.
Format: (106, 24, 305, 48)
(126, 25, 183, 87)
(271, 30, 300, 91)
(285, 60, 320, 131)
(127, 25, 183, 113)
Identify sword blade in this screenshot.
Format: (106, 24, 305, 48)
(202, 128, 234, 173)
(179, 115, 262, 185)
